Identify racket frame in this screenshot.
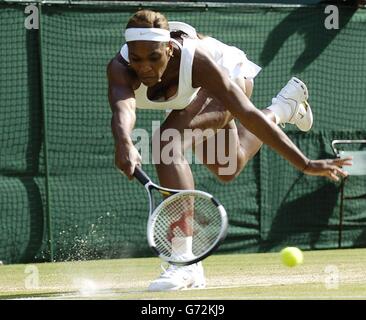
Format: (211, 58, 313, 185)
(133, 166, 228, 266)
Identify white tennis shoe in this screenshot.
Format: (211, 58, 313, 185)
(147, 262, 206, 291)
(273, 77, 313, 132)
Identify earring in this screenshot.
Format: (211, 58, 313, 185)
(167, 47, 174, 58)
(158, 79, 162, 82)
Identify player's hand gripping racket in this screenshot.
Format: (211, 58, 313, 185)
(133, 166, 228, 266)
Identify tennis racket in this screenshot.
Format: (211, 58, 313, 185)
(133, 166, 228, 266)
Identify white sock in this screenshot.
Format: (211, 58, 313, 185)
(171, 237, 193, 260)
(267, 98, 292, 124)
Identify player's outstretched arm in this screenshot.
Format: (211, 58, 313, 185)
(107, 58, 141, 179)
(302, 158, 352, 181)
(192, 49, 352, 181)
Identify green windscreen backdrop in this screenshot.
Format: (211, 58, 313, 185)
(0, 2, 365, 264)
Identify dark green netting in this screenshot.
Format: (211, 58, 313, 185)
(0, 3, 365, 263)
(0, 6, 49, 263)
(260, 131, 366, 252)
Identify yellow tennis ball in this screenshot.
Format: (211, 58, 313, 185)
(280, 247, 303, 267)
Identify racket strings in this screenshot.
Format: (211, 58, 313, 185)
(151, 193, 224, 259)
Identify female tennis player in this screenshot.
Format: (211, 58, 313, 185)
(107, 10, 352, 291)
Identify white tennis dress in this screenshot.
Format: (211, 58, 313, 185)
(120, 22, 261, 111)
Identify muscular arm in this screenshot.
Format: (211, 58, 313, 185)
(192, 48, 309, 171)
(107, 57, 136, 150)
(107, 56, 141, 178)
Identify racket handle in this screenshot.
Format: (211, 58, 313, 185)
(133, 166, 151, 186)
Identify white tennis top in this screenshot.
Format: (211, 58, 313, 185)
(120, 29, 261, 111)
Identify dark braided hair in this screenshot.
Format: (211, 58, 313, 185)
(126, 10, 169, 30)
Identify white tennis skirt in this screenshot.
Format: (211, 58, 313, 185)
(163, 37, 261, 116)
(201, 36, 261, 81)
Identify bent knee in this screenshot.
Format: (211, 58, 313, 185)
(215, 169, 242, 183)
(211, 157, 248, 183)
(216, 174, 236, 183)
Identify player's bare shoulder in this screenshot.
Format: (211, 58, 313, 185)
(107, 53, 138, 108)
(107, 53, 139, 90)
(192, 45, 223, 88)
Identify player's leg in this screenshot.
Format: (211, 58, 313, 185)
(193, 77, 312, 182)
(148, 81, 262, 292)
(148, 76, 312, 291)
(153, 78, 257, 189)
(192, 78, 274, 182)
(149, 92, 218, 292)
(148, 81, 258, 292)
(153, 76, 313, 186)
